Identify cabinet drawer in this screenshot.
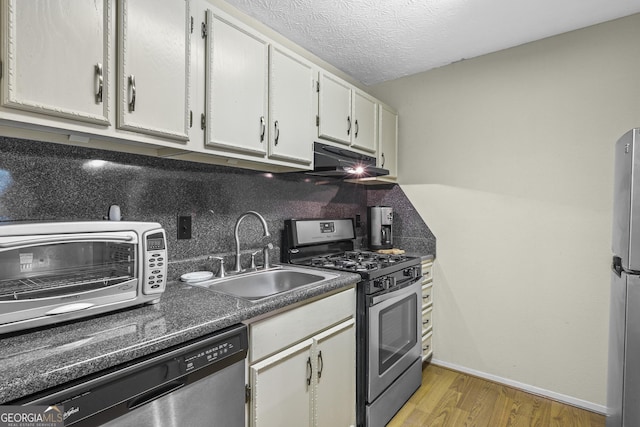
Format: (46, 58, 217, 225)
(422, 331, 433, 359)
(421, 262, 433, 284)
(421, 307, 433, 333)
(421, 283, 433, 309)
(249, 287, 356, 362)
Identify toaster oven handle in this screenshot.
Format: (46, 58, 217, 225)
(0, 234, 134, 248)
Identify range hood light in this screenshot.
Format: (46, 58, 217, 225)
(344, 165, 365, 175)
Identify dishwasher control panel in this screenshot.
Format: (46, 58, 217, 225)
(183, 334, 243, 373)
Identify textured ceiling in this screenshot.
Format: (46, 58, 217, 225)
(224, 0, 640, 86)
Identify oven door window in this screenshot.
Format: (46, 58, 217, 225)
(0, 241, 137, 301)
(378, 293, 418, 374)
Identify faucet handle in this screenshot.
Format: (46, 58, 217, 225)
(208, 256, 226, 278)
(250, 251, 260, 269)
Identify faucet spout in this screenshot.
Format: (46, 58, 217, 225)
(234, 211, 271, 272)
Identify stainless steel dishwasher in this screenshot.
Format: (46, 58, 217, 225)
(17, 324, 248, 427)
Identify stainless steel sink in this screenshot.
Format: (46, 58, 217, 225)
(188, 266, 338, 301)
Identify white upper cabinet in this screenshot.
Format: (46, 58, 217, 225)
(268, 45, 314, 165)
(117, 0, 190, 141)
(205, 11, 268, 156)
(351, 90, 377, 153)
(379, 104, 398, 178)
(317, 71, 352, 145)
(1, 0, 111, 125)
(318, 71, 378, 154)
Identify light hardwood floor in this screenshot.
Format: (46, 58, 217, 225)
(387, 364, 605, 427)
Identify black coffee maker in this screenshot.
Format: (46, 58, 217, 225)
(367, 206, 393, 249)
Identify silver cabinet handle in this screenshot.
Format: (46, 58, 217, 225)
(422, 319, 430, 325)
(317, 351, 323, 379)
(306, 357, 312, 386)
(355, 119, 359, 138)
(260, 116, 266, 142)
(381, 152, 385, 167)
(274, 120, 280, 145)
(128, 75, 136, 112)
(95, 63, 103, 104)
(347, 116, 351, 135)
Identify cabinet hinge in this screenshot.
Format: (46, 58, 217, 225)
(189, 110, 193, 128)
(201, 113, 206, 130)
(190, 17, 194, 34)
(201, 22, 207, 39)
(245, 384, 251, 403)
(0, 60, 3, 80)
(316, 80, 320, 92)
(316, 115, 319, 127)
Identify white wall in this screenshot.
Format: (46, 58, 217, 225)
(370, 14, 640, 410)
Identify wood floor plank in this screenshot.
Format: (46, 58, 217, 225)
(388, 364, 605, 427)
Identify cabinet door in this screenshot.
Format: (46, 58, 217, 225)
(313, 319, 356, 427)
(118, 0, 189, 141)
(205, 12, 268, 156)
(379, 104, 398, 178)
(250, 339, 314, 427)
(2, 0, 110, 125)
(351, 91, 377, 153)
(268, 45, 314, 165)
(318, 72, 352, 145)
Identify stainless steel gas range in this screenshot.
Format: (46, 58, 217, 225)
(283, 218, 423, 427)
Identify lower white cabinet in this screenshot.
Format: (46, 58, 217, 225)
(247, 288, 356, 427)
(421, 260, 434, 361)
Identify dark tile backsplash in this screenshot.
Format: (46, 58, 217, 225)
(0, 137, 435, 277)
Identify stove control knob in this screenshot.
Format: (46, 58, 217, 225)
(403, 267, 417, 278)
(373, 279, 384, 289)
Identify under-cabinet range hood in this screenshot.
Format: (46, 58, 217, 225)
(308, 142, 389, 178)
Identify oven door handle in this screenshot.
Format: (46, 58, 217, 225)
(370, 279, 420, 306)
(0, 234, 135, 248)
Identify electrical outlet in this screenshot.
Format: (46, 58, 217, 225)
(177, 215, 192, 239)
(355, 214, 361, 228)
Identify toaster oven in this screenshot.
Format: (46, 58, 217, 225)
(0, 221, 167, 334)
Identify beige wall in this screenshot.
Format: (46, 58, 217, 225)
(370, 14, 640, 409)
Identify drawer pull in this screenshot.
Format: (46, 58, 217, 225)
(422, 294, 430, 300)
(422, 319, 430, 325)
(423, 344, 430, 351)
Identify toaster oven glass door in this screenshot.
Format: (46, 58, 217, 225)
(0, 241, 137, 301)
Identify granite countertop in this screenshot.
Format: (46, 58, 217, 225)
(0, 269, 360, 404)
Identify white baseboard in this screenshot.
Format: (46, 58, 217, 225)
(430, 358, 607, 415)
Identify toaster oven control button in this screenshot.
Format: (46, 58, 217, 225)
(157, 257, 164, 261)
(149, 263, 156, 267)
(151, 284, 160, 289)
(152, 270, 161, 274)
(157, 274, 163, 278)
(157, 279, 163, 283)
(157, 262, 164, 266)
(149, 275, 155, 279)
(152, 253, 161, 257)
(148, 280, 155, 284)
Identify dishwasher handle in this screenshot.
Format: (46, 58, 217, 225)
(128, 379, 186, 410)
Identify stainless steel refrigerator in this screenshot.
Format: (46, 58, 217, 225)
(609, 128, 640, 426)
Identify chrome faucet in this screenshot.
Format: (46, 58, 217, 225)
(233, 211, 271, 272)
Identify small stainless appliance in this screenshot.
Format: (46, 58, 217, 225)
(283, 218, 422, 427)
(368, 206, 393, 250)
(0, 221, 167, 334)
(14, 323, 248, 427)
(609, 128, 640, 427)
